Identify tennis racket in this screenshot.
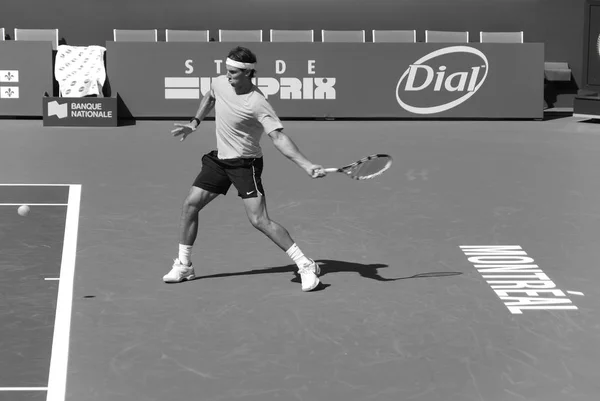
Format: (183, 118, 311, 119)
(322, 154, 393, 180)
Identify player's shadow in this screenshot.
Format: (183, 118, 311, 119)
(312, 259, 461, 281)
(188, 259, 462, 290)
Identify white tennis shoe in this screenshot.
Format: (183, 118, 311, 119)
(299, 259, 320, 292)
(163, 259, 196, 283)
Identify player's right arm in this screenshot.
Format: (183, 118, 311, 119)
(269, 129, 325, 178)
(171, 87, 216, 141)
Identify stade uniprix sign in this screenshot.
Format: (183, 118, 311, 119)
(165, 59, 336, 101)
(105, 42, 543, 119)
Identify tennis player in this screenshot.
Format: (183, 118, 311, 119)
(165, 46, 326, 292)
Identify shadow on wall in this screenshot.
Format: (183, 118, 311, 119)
(544, 63, 580, 109)
(544, 79, 579, 109)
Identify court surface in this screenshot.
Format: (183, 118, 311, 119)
(1, 115, 599, 401)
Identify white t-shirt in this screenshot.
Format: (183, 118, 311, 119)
(210, 75, 284, 159)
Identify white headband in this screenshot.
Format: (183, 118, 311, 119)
(226, 57, 256, 70)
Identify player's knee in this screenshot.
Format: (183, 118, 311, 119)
(248, 214, 269, 231)
(182, 196, 200, 215)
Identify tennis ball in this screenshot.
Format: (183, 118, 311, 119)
(18, 205, 30, 217)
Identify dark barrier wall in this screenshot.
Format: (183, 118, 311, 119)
(2, 0, 583, 107)
(106, 42, 544, 119)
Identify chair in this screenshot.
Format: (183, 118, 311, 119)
(372, 30, 416, 43)
(113, 29, 157, 42)
(425, 30, 469, 43)
(270, 29, 314, 42)
(165, 29, 209, 42)
(544, 62, 571, 82)
(479, 31, 524, 43)
(321, 30, 365, 43)
(218, 29, 263, 42)
(14, 28, 59, 50)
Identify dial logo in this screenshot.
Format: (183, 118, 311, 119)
(396, 46, 489, 115)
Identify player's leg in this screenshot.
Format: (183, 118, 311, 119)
(228, 157, 291, 248)
(179, 186, 220, 246)
(232, 157, 320, 291)
(164, 151, 230, 283)
(164, 186, 220, 283)
(242, 194, 292, 251)
(242, 195, 320, 291)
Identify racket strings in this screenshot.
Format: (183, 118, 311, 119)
(348, 157, 391, 179)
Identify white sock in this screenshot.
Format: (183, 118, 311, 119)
(285, 243, 311, 268)
(178, 244, 193, 266)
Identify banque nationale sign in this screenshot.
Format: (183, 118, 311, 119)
(43, 96, 118, 127)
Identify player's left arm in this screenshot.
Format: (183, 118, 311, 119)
(171, 83, 216, 141)
(268, 129, 325, 178)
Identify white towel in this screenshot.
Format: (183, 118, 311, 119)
(55, 45, 107, 97)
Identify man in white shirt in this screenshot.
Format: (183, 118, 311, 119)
(166, 46, 326, 292)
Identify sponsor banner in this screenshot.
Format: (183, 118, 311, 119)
(0, 42, 53, 116)
(396, 46, 489, 115)
(43, 96, 118, 126)
(106, 42, 544, 119)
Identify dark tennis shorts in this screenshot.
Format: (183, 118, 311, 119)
(193, 150, 264, 199)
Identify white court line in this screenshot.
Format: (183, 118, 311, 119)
(0, 387, 48, 391)
(0, 184, 71, 186)
(44, 278, 60, 281)
(46, 185, 81, 401)
(0, 203, 68, 206)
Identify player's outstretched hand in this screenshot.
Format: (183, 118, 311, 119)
(308, 165, 327, 179)
(171, 123, 196, 142)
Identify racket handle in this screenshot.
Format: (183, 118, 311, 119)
(323, 168, 338, 173)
